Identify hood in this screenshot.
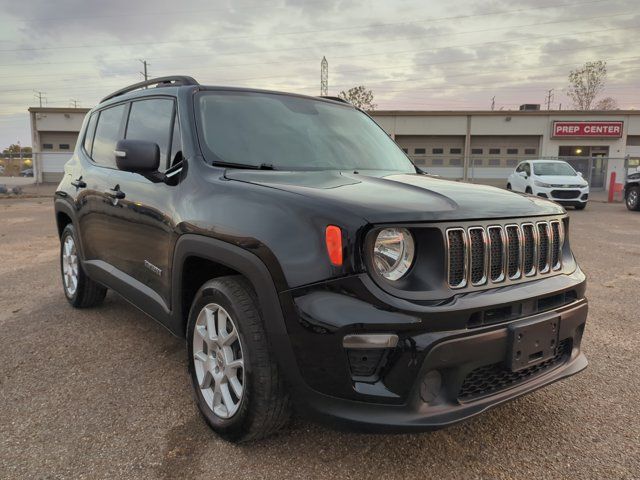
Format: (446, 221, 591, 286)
(225, 170, 564, 223)
(536, 174, 587, 186)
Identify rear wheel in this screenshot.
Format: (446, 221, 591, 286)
(187, 276, 291, 442)
(60, 224, 107, 308)
(525, 187, 532, 194)
(506, 183, 512, 190)
(626, 186, 640, 211)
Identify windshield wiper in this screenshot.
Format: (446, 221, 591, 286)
(211, 161, 276, 170)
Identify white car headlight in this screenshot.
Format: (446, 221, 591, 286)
(534, 180, 552, 188)
(372, 228, 415, 281)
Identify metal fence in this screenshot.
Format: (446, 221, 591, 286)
(410, 154, 632, 190)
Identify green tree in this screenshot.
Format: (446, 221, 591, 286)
(567, 60, 608, 110)
(338, 86, 376, 112)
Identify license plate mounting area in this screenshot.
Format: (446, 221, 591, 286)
(507, 316, 560, 372)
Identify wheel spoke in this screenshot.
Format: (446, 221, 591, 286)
(205, 307, 218, 343)
(221, 328, 237, 346)
(229, 376, 243, 398)
(220, 383, 235, 412)
(199, 370, 213, 389)
(194, 351, 207, 364)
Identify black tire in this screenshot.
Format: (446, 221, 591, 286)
(186, 276, 291, 442)
(626, 186, 640, 211)
(60, 224, 107, 308)
(506, 183, 512, 190)
(525, 187, 532, 194)
(574, 203, 587, 210)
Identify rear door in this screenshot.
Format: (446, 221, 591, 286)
(103, 97, 181, 306)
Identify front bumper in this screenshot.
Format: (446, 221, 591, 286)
(279, 269, 588, 431)
(533, 186, 589, 205)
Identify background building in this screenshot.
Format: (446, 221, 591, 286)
(372, 108, 640, 191)
(28, 107, 89, 182)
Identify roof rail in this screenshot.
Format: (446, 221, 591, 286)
(100, 76, 199, 103)
(318, 95, 349, 104)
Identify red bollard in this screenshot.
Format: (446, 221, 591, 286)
(608, 172, 616, 203)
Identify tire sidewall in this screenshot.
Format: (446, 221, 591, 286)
(186, 282, 253, 437)
(627, 187, 640, 210)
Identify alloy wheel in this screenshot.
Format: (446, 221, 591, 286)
(62, 235, 79, 296)
(628, 190, 639, 209)
(193, 303, 245, 419)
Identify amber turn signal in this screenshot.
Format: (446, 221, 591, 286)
(325, 225, 343, 266)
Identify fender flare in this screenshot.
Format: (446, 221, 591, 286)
(170, 234, 306, 391)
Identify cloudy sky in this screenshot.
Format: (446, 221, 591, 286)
(0, 0, 638, 147)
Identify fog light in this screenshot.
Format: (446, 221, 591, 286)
(420, 370, 442, 403)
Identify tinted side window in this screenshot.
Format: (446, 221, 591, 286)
(516, 163, 524, 172)
(126, 99, 174, 170)
(524, 163, 531, 175)
(93, 104, 127, 167)
(83, 113, 98, 155)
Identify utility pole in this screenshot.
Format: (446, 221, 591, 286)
(320, 56, 328, 96)
(545, 89, 554, 110)
(139, 59, 149, 82)
(33, 90, 45, 107)
(69, 99, 79, 108)
(491, 96, 495, 111)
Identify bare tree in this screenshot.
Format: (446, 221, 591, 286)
(567, 60, 607, 110)
(338, 86, 376, 112)
(594, 96, 618, 110)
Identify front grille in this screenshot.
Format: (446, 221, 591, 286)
(446, 219, 564, 289)
(458, 339, 571, 401)
(551, 190, 581, 199)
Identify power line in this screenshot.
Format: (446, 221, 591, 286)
(33, 90, 46, 107)
(546, 89, 554, 110)
(139, 59, 149, 82)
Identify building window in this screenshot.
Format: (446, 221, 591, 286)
(524, 148, 536, 155)
(507, 148, 518, 155)
(450, 148, 462, 154)
(506, 159, 518, 167)
(59, 144, 70, 150)
(432, 148, 443, 154)
(42, 143, 53, 150)
(432, 158, 444, 166)
(473, 158, 483, 166)
(489, 148, 500, 155)
(414, 148, 426, 155)
(401, 148, 408, 154)
(471, 148, 483, 155)
(489, 158, 501, 166)
(449, 158, 462, 166)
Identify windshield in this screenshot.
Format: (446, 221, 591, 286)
(195, 91, 415, 172)
(533, 162, 577, 176)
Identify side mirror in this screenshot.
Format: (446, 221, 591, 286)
(518, 171, 528, 178)
(115, 139, 160, 173)
(577, 171, 583, 177)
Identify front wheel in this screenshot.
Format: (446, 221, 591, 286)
(626, 186, 640, 211)
(525, 187, 533, 194)
(187, 276, 291, 442)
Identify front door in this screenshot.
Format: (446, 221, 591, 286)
(104, 97, 180, 306)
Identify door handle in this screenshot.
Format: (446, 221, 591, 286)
(106, 184, 126, 200)
(71, 176, 87, 188)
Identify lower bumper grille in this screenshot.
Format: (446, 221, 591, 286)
(458, 339, 571, 401)
(551, 190, 581, 199)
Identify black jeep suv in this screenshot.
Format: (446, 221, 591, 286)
(54, 76, 588, 441)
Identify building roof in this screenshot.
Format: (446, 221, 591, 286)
(28, 107, 90, 114)
(371, 109, 640, 117)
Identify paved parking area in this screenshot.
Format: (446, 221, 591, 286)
(0, 198, 638, 479)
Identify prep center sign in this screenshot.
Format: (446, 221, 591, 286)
(552, 121, 623, 138)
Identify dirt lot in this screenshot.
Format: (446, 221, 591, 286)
(0, 198, 638, 479)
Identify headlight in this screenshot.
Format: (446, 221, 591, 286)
(372, 228, 415, 281)
(534, 180, 552, 188)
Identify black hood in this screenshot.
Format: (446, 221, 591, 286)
(225, 170, 565, 223)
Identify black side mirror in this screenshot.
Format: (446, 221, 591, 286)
(115, 139, 160, 173)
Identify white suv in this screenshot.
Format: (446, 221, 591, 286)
(507, 160, 589, 210)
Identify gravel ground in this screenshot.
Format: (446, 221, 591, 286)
(0, 198, 638, 479)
